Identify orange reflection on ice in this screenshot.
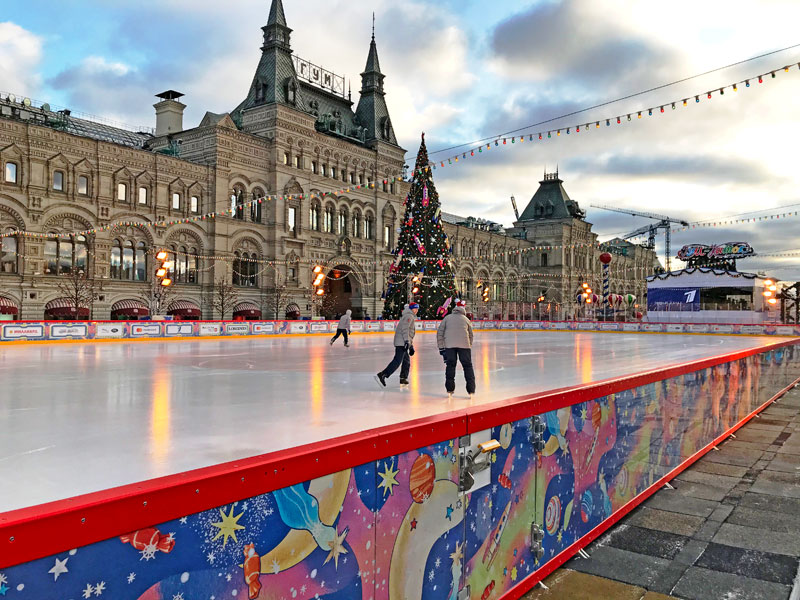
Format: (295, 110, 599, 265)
(310, 344, 324, 421)
(578, 334, 593, 383)
(482, 342, 491, 387)
(150, 363, 171, 464)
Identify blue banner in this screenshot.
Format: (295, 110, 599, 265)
(647, 287, 701, 311)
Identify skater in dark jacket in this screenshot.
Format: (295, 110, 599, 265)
(330, 309, 352, 347)
(436, 300, 475, 398)
(375, 303, 418, 387)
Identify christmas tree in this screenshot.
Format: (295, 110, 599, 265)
(382, 134, 458, 319)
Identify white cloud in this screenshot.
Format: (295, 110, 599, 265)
(0, 22, 43, 96)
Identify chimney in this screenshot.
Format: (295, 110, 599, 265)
(154, 90, 185, 136)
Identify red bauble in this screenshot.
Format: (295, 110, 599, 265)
(599, 252, 612, 265)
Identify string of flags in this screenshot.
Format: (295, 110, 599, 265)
(408, 61, 799, 175)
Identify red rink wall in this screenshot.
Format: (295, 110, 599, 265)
(0, 338, 799, 600)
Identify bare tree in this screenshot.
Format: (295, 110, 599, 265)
(262, 282, 293, 319)
(212, 277, 240, 320)
(56, 269, 98, 319)
(138, 280, 176, 317)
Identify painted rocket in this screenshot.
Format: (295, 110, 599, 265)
(482, 501, 512, 565)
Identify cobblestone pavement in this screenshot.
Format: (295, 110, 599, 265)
(524, 386, 800, 600)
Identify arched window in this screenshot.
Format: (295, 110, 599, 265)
(122, 241, 134, 279)
(541, 253, 548, 267)
(309, 203, 320, 231)
(233, 252, 259, 287)
(53, 171, 64, 191)
(353, 211, 362, 238)
(77, 175, 89, 196)
(1, 230, 17, 273)
(44, 234, 89, 275)
(117, 183, 128, 202)
(138, 187, 148, 205)
(232, 252, 242, 286)
(135, 242, 147, 281)
(364, 215, 374, 240)
(338, 210, 348, 236)
(4, 162, 17, 183)
(187, 247, 198, 284)
(190, 196, 199, 213)
(172, 192, 181, 210)
(232, 187, 245, 221)
(324, 206, 334, 233)
(251, 189, 263, 223)
(177, 246, 188, 282)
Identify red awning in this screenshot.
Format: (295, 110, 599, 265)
(44, 298, 89, 319)
(167, 300, 202, 317)
(0, 296, 18, 315)
(111, 299, 149, 318)
(233, 302, 261, 318)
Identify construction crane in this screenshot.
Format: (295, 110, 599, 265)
(591, 205, 689, 272)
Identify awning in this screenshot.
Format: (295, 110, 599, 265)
(44, 298, 89, 318)
(167, 300, 202, 317)
(286, 303, 300, 313)
(0, 296, 18, 315)
(111, 299, 149, 317)
(233, 302, 262, 318)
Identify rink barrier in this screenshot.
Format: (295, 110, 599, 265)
(1, 318, 799, 343)
(2, 339, 799, 600)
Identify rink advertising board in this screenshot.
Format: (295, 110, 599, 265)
(0, 318, 799, 344)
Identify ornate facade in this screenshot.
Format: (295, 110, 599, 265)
(0, 0, 658, 321)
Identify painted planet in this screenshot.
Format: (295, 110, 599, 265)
(592, 402, 602, 430)
(616, 466, 629, 497)
(499, 423, 513, 449)
(545, 495, 561, 535)
(580, 490, 594, 523)
(409, 454, 436, 503)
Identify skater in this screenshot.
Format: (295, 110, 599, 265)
(436, 299, 475, 399)
(330, 309, 352, 347)
(375, 302, 419, 387)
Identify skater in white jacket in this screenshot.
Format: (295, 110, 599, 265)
(375, 303, 418, 387)
(330, 309, 352, 347)
(436, 300, 475, 398)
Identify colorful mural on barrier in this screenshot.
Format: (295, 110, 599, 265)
(1, 319, 799, 343)
(2, 345, 799, 599)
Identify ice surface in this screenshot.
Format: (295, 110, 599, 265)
(0, 330, 777, 512)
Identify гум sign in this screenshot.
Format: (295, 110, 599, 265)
(676, 242, 755, 261)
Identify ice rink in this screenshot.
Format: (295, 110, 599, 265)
(0, 330, 779, 513)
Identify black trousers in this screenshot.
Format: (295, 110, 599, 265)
(331, 328, 349, 344)
(444, 348, 475, 394)
(381, 345, 410, 380)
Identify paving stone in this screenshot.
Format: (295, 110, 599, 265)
(520, 569, 647, 600)
(708, 504, 733, 522)
(673, 480, 730, 502)
(627, 507, 705, 537)
(645, 490, 718, 518)
(693, 519, 723, 542)
(762, 407, 800, 418)
(691, 460, 748, 478)
(721, 439, 773, 452)
(738, 492, 800, 516)
(672, 566, 791, 600)
(702, 447, 762, 468)
(648, 562, 690, 596)
(673, 539, 708, 566)
(766, 454, 800, 473)
(712, 522, 800, 556)
(641, 594, 682, 600)
(674, 469, 740, 490)
(566, 545, 671, 588)
(727, 506, 800, 534)
(734, 428, 782, 443)
(603, 525, 688, 560)
(747, 422, 791, 432)
(750, 469, 800, 499)
(777, 442, 800, 455)
(695, 542, 799, 585)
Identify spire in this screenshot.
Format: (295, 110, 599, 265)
(364, 32, 382, 75)
(355, 16, 397, 146)
(267, 0, 287, 27)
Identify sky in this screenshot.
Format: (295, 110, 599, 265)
(2, 0, 800, 278)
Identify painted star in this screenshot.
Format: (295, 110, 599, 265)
(82, 584, 94, 599)
(449, 541, 464, 566)
(211, 506, 245, 547)
(179, 517, 188, 525)
(377, 461, 400, 498)
(323, 527, 349, 570)
(410, 519, 418, 531)
(127, 573, 135, 584)
(49, 557, 69, 581)
(0, 584, 7, 596)
(511, 566, 518, 581)
(445, 505, 454, 520)
(557, 530, 563, 543)
(94, 581, 106, 596)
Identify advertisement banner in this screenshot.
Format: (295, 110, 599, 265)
(383, 322, 396, 332)
(349, 322, 364, 332)
(96, 323, 126, 339)
(577, 322, 595, 330)
(598, 323, 621, 331)
(741, 325, 766, 335)
(711, 325, 734, 334)
(290, 322, 308, 334)
(424, 321, 438, 330)
(500, 321, 516, 329)
(687, 324, 710, 334)
(522, 322, 541, 329)
(365, 321, 381, 331)
(165, 323, 194, 337)
(622, 323, 641, 332)
(642, 324, 664, 332)
(199, 323, 223, 336)
(647, 287, 701, 312)
(131, 324, 162, 337)
(1, 323, 46, 340)
(224, 323, 250, 336)
(665, 324, 685, 333)
(50, 324, 90, 339)
(310, 322, 330, 333)
(483, 321, 497, 329)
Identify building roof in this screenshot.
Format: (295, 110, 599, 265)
(0, 95, 153, 149)
(518, 172, 585, 222)
(441, 212, 505, 233)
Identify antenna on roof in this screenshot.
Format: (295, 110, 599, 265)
(372, 12, 375, 40)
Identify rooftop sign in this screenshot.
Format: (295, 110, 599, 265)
(677, 242, 755, 261)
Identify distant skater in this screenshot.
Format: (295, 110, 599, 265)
(375, 303, 419, 388)
(436, 299, 475, 399)
(330, 309, 352, 347)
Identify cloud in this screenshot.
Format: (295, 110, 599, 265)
(0, 22, 43, 96)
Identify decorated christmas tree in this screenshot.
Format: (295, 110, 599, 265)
(382, 134, 459, 319)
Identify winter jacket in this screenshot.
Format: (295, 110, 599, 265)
(437, 306, 473, 349)
(337, 310, 352, 331)
(393, 308, 417, 346)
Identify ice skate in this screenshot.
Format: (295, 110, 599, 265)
(399, 378, 409, 389)
(329, 338, 334, 346)
(448, 392, 454, 400)
(374, 372, 387, 388)
(344, 343, 349, 348)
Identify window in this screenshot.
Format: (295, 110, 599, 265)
(368, 178, 373, 188)
(293, 155, 300, 168)
(117, 183, 128, 202)
(45, 235, 88, 275)
(353, 213, 361, 238)
(342, 170, 347, 183)
(78, 176, 88, 195)
(350, 172, 355, 184)
(390, 182, 395, 194)
(53, 171, 64, 191)
(324, 207, 334, 233)
(365, 216, 374, 240)
(284, 152, 290, 165)
(359, 174, 364, 185)
(233, 190, 244, 220)
(382, 181, 388, 193)
(312, 161, 318, 174)
(251, 190, 263, 223)
(288, 207, 296, 232)
(384, 225, 391, 246)
(122, 240, 134, 279)
(310, 205, 319, 231)
(339, 212, 347, 235)
(331, 167, 337, 180)
(289, 267, 296, 280)
(190, 196, 199, 213)
(1, 233, 17, 273)
(233, 252, 258, 287)
(4, 162, 17, 183)
(138, 187, 148, 205)
(541, 253, 548, 267)
(172, 193, 181, 210)
(322, 164, 328, 177)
